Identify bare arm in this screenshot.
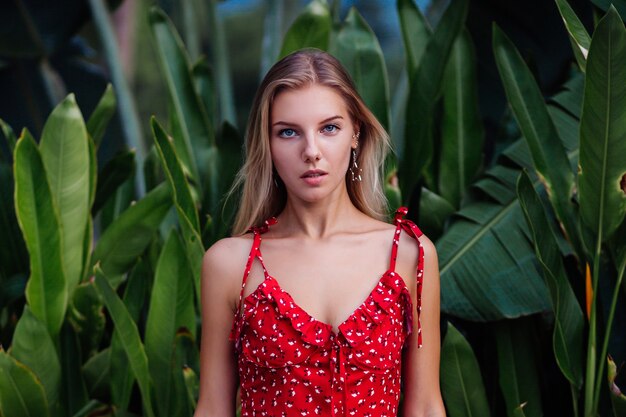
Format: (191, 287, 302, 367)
(400, 234, 446, 417)
(194, 239, 242, 417)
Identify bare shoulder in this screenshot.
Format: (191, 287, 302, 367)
(202, 235, 255, 308)
(395, 224, 439, 287)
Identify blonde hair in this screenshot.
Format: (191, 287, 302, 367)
(229, 49, 391, 235)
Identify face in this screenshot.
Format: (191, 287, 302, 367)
(270, 84, 358, 205)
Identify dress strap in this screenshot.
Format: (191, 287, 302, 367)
(389, 206, 424, 348)
(235, 217, 278, 315)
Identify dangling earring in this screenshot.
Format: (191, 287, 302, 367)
(350, 132, 362, 182)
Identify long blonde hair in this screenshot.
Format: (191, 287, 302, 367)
(229, 49, 391, 235)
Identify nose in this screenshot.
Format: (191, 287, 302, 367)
(302, 132, 321, 162)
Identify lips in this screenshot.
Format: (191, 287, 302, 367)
(300, 169, 327, 179)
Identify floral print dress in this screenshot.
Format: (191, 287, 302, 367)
(229, 208, 424, 417)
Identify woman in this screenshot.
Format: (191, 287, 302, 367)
(195, 49, 444, 417)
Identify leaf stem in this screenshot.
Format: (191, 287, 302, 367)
(583, 239, 601, 417)
(592, 256, 626, 410)
(571, 383, 580, 417)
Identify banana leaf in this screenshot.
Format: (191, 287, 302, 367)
(151, 117, 204, 301)
(14, 130, 67, 336)
(0, 350, 50, 417)
(279, 0, 331, 58)
(59, 322, 89, 416)
(0, 161, 28, 281)
(110, 258, 151, 410)
(92, 266, 155, 417)
(401, 0, 468, 197)
(555, 0, 591, 72)
(590, 0, 626, 20)
(145, 231, 195, 415)
(494, 319, 542, 417)
(330, 7, 390, 130)
(418, 187, 455, 240)
(579, 6, 626, 244)
(81, 348, 110, 400)
(493, 24, 580, 259)
(92, 150, 135, 216)
(69, 282, 105, 359)
(91, 182, 171, 288)
(440, 322, 491, 417)
(87, 83, 116, 148)
(439, 29, 484, 208)
(148, 7, 212, 188)
(397, 0, 432, 75)
(10, 306, 62, 412)
(174, 330, 199, 414)
(40, 94, 91, 294)
(518, 171, 584, 388)
(0, 117, 17, 155)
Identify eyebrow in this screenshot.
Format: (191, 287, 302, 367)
(272, 115, 344, 127)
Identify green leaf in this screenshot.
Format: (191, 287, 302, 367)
(513, 404, 529, 417)
(151, 117, 204, 301)
(69, 283, 105, 359)
(145, 231, 196, 415)
(92, 265, 155, 417)
(10, 306, 62, 411)
(87, 84, 116, 148)
(183, 366, 199, 410)
(0, 117, 17, 156)
(555, 0, 591, 72)
(82, 348, 110, 400)
(397, 0, 432, 74)
(439, 29, 484, 208)
(14, 130, 67, 336)
(59, 322, 89, 415)
(0, 350, 50, 417)
(92, 150, 136, 216)
(440, 322, 491, 417)
(438, 165, 551, 320)
(148, 6, 213, 188)
(418, 187, 455, 239)
(192, 58, 218, 133)
(401, 0, 468, 197)
(607, 355, 626, 416)
(517, 171, 584, 387)
(330, 7, 390, 130)
(91, 182, 171, 288)
(590, 0, 626, 21)
(493, 24, 579, 257)
(494, 319, 542, 417)
(40, 94, 91, 294)
(579, 7, 626, 243)
(0, 160, 28, 280)
(110, 258, 151, 409)
(173, 330, 199, 414)
(151, 117, 200, 233)
(279, 0, 331, 58)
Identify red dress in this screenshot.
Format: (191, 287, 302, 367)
(229, 207, 424, 417)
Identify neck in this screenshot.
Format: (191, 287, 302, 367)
(277, 194, 362, 239)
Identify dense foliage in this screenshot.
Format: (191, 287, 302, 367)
(0, 1, 625, 416)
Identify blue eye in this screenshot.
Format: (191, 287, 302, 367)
(322, 124, 338, 134)
(278, 128, 297, 138)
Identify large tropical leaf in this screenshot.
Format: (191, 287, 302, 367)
(493, 24, 579, 257)
(555, 0, 591, 72)
(579, 6, 626, 244)
(13, 130, 67, 336)
(145, 231, 195, 416)
(151, 117, 204, 300)
(330, 7, 390, 130)
(91, 182, 171, 288)
(439, 29, 484, 208)
(437, 38, 585, 322)
(92, 266, 155, 417)
(10, 306, 61, 412)
(401, 0, 468, 196)
(86, 83, 116, 148)
(494, 319, 542, 417)
(148, 7, 213, 187)
(518, 171, 584, 388)
(440, 322, 491, 417)
(40, 94, 91, 294)
(397, 0, 432, 75)
(279, 0, 331, 58)
(0, 350, 50, 417)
